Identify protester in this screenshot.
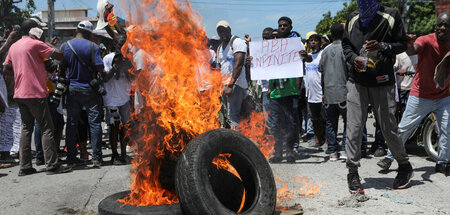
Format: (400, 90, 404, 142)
(319, 23, 348, 161)
(2, 19, 71, 175)
(61, 21, 105, 167)
(301, 34, 325, 149)
(380, 12, 450, 176)
(216, 20, 248, 128)
(342, 0, 413, 193)
(0, 27, 20, 168)
(267, 16, 309, 163)
(103, 34, 133, 165)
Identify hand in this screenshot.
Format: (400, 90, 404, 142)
(354, 56, 366, 72)
(50, 36, 59, 46)
(246, 56, 253, 65)
(223, 86, 233, 97)
(396, 69, 407, 75)
(3, 29, 11, 39)
(299, 50, 308, 58)
(244, 34, 251, 43)
(407, 34, 416, 48)
(365, 40, 381, 52)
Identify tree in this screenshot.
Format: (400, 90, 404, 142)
(0, 0, 36, 33)
(315, 0, 435, 37)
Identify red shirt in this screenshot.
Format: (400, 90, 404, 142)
(3, 36, 54, 99)
(410, 33, 450, 100)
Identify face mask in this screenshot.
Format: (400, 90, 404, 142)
(357, 0, 379, 28)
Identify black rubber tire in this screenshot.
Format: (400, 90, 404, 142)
(175, 128, 276, 215)
(209, 167, 245, 212)
(422, 116, 439, 161)
(98, 191, 182, 215)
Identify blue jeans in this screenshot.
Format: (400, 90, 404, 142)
(268, 96, 300, 153)
(325, 102, 347, 152)
(66, 85, 103, 161)
(387, 95, 450, 164)
(222, 85, 247, 127)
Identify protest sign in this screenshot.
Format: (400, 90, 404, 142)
(249, 37, 305, 80)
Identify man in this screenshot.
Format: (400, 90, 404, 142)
(301, 34, 325, 149)
(342, 0, 412, 193)
(103, 34, 132, 165)
(62, 21, 105, 167)
(268, 17, 309, 163)
(319, 23, 348, 161)
(380, 12, 450, 176)
(216, 20, 248, 128)
(2, 19, 71, 175)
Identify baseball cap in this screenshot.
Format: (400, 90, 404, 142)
(216, 20, 230, 29)
(77, 20, 94, 33)
(30, 17, 47, 27)
(306, 31, 317, 40)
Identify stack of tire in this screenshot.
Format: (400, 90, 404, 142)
(99, 129, 277, 215)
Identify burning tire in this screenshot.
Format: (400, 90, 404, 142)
(175, 128, 276, 215)
(97, 191, 182, 215)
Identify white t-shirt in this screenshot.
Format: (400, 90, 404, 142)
(305, 50, 323, 103)
(395, 52, 416, 91)
(102, 52, 131, 107)
(217, 36, 248, 89)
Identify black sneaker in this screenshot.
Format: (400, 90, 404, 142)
(347, 172, 364, 194)
(435, 163, 450, 177)
(92, 159, 103, 167)
(377, 158, 392, 170)
(35, 158, 45, 166)
(393, 162, 413, 189)
(111, 155, 127, 165)
(46, 165, 72, 175)
(286, 151, 297, 163)
(18, 168, 37, 176)
(268, 154, 283, 163)
(374, 148, 387, 157)
(67, 158, 86, 167)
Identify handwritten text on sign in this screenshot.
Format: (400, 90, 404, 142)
(249, 37, 305, 80)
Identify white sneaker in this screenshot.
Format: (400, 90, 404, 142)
(339, 151, 347, 160)
(329, 152, 338, 161)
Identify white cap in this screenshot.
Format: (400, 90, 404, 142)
(30, 17, 47, 27)
(216, 20, 230, 29)
(29, 27, 43, 39)
(77, 20, 94, 33)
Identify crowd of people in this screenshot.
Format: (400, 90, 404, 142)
(0, 0, 449, 195)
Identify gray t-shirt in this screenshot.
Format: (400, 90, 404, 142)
(319, 40, 348, 104)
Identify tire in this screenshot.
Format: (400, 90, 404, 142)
(98, 191, 182, 215)
(422, 116, 439, 161)
(175, 128, 276, 215)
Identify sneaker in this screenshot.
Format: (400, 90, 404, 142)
(18, 168, 37, 176)
(347, 172, 364, 194)
(329, 152, 338, 161)
(295, 147, 310, 160)
(111, 155, 127, 165)
(377, 158, 392, 170)
(435, 163, 450, 177)
(67, 158, 86, 167)
(301, 133, 314, 142)
(393, 162, 413, 189)
(46, 165, 72, 175)
(374, 148, 387, 157)
(285, 150, 297, 163)
(339, 151, 347, 160)
(35, 158, 45, 166)
(92, 159, 103, 167)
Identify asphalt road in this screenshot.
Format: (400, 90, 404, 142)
(0, 117, 449, 215)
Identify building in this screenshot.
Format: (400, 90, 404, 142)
(436, 0, 450, 16)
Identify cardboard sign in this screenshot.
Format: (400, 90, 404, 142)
(249, 37, 305, 80)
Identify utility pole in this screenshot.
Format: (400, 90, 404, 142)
(47, 0, 55, 39)
(399, 0, 408, 32)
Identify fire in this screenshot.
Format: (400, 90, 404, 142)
(276, 176, 322, 209)
(239, 111, 275, 158)
(117, 0, 223, 206)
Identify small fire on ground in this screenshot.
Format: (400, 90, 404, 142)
(276, 177, 323, 210)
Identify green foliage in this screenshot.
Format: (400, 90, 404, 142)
(315, 0, 435, 37)
(0, 0, 36, 33)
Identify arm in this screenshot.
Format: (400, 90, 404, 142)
(406, 34, 421, 56)
(2, 65, 12, 76)
(299, 50, 312, 62)
(0, 30, 18, 54)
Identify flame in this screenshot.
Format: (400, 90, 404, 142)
(117, 0, 223, 206)
(239, 111, 275, 158)
(276, 176, 322, 210)
(113, 0, 274, 207)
